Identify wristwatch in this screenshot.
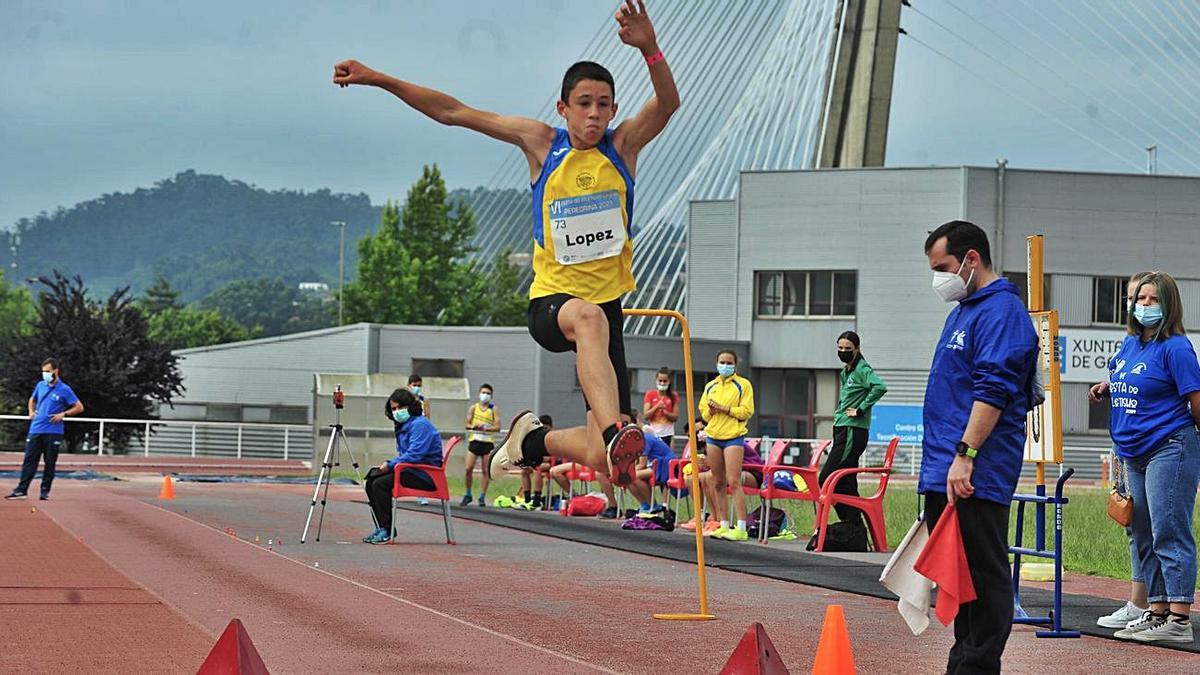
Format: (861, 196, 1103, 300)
(955, 441, 978, 459)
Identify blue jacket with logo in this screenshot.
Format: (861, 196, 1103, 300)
(920, 278, 1038, 505)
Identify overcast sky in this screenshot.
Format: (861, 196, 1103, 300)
(3, 0, 1197, 228)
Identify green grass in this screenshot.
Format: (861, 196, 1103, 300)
(338, 469, 1200, 588)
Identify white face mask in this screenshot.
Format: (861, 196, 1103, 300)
(656, 383, 668, 392)
(479, 392, 491, 404)
(932, 258, 975, 303)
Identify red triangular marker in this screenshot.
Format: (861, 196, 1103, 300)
(719, 622, 790, 675)
(197, 618, 270, 675)
(913, 504, 977, 626)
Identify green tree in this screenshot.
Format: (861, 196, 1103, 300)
(0, 270, 37, 339)
(198, 278, 332, 337)
(484, 247, 529, 326)
(344, 165, 526, 326)
(0, 273, 183, 451)
(138, 275, 181, 314)
(147, 307, 260, 350)
(343, 202, 417, 324)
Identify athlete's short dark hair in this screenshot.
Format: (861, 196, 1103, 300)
(561, 61, 615, 102)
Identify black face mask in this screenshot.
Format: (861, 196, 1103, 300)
(837, 350, 855, 364)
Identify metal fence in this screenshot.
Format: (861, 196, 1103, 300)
(0, 415, 311, 461)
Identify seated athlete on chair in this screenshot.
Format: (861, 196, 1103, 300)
(363, 388, 442, 544)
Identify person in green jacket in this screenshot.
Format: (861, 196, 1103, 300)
(820, 331, 888, 525)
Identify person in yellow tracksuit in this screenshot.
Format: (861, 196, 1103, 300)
(699, 349, 755, 541)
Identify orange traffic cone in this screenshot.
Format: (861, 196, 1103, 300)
(158, 475, 176, 500)
(811, 605, 855, 675)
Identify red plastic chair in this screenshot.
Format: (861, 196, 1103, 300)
(665, 441, 695, 519)
(742, 438, 792, 501)
(759, 440, 834, 544)
(391, 436, 460, 545)
(814, 436, 900, 553)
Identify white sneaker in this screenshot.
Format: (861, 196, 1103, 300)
(1097, 601, 1148, 629)
(1130, 617, 1194, 644)
(1114, 610, 1166, 639)
(486, 411, 543, 480)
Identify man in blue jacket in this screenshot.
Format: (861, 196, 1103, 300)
(921, 220, 1037, 674)
(6, 358, 84, 501)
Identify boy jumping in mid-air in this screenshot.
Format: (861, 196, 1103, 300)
(334, 0, 679, 485)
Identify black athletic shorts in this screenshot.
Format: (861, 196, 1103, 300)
(467, 440, 494, 457)
(527, 293, 632, 418)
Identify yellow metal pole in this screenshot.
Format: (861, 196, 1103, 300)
(623, 308, 716, 621)
(1028, 235, 1047, 488)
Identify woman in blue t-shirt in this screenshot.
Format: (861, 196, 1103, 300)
(1105, 271, 1200, 644)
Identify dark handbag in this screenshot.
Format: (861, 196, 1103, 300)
(1107, 488, 1132, 527)
(807, 518, 870, 552)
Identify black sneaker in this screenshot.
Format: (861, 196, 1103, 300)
(39, 494, 49, 501)
(5, 491, 27, 500)
(599, 506, 619, 519)
(459, 494, 472, 507)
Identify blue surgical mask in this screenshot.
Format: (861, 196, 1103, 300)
(41, 371, 53, 383)
(717, 363, 735, 378)
(479, 392, 491, 404)
(409, 385, 421, 396)
(392, 409, 411, 424)
(1133, 303, 1162, 327)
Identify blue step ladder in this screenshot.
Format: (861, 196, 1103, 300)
(1010, 467, 1080, 638)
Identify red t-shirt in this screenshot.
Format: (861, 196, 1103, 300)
(643, 390, 679, 437)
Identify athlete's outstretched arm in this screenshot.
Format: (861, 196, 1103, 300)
(612, 0, 680, 169)
(333, 60, 554, 175)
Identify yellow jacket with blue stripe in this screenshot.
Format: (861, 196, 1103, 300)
(529, 128, 635, 304)
(699, 374, 755, 441)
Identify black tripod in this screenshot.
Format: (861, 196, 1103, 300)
(301, 386, 372, 543)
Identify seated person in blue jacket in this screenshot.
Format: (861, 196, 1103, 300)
(363, 388, 443, 544)
(628, 424, 675, 517)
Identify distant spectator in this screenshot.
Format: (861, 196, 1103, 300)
(408, 373, 431, 417)
(699, 349, 755, 541)
(643, 367, 679, 447)
(822, 331, 887, 525)
(461, 383, 501, 507)
(6, 358, 83, 501)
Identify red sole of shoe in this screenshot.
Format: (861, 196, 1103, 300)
(609, 427, 644, 486)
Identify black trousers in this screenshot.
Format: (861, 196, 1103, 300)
(819, 426, 869, 522)
(925, 492, 1013, 675)
(365, 467, 435, 532)
(17, 434, 64, 496)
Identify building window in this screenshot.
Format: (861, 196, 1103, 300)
(753, 368, 814, 439)
(1088, 399, 1110, 431)
(1003, 272, 1052, 309)
(271, 406, 309, 425)
(1093, 277, 1129, 325)
(755, 271, 856, 318)
(410, 358, 464, 378)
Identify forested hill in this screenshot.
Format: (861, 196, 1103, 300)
(8, 170, 382, 302)
(7, 171, 530, 302)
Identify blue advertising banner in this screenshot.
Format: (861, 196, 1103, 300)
(868, 404, 924, 444)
